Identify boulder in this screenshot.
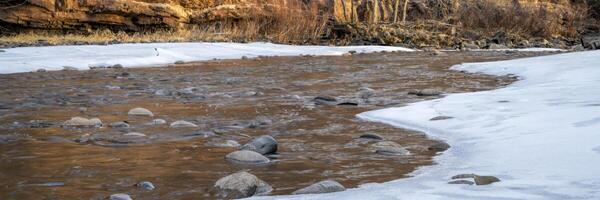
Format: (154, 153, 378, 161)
(372, 141, 409, 156)
(240, 135, 277, 155)
(408, 89, 442, 96)
(225, 150, 270, 164)
(214, 171, 272, 198)
(582, 34, 600, 50)
(474, 175, 501, 185)
(128, 107, 154, 117)
(358, 133, 385, 140)
(292, 180, 346, 195)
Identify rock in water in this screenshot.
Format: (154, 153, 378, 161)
(128, 107, 154, 117)
(240, 135, 277, 155)
(225, 150, 270, 164)
(151, 119, 167, 125)
(358, 133, 384, 140)
(136, 181, 155, 190)
(170, 120, 197, 128)
(110, 121, 130, 128)
(110, 193, 132, 200)
(63, 117, 102, 127)
(314, 96, 337, 105)
(474, 175, 501, 185)
(292, 180, 346, 195)
(375, 146, 410, 156)
(408, 89, 442, 96)
(214, 171, 272, 198)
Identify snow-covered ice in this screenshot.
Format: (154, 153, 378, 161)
(255, 50, 600, 199)
(0, 42, 414, 74)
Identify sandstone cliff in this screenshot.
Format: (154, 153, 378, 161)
(0, 0, 269, 31)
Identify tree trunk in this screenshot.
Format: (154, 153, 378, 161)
(393, 0, 400, 23)
(402, 0, 409, 23)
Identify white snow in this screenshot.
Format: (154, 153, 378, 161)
(255, 50, 600, 200)
(0, 42, 414, 74)
(478, 47, 566, 52)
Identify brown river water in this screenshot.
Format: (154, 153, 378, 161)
(0, 50, 556, 199)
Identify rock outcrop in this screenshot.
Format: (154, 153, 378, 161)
(0, 0, 269, 31)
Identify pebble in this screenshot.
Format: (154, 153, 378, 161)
(225, 150, 270, 164)
(110, 193, 132, 200)
(124, 132, 146, 137)
(214, 171, 272, 198)
(358, 133, 385, 140)
(408, 89, 442, 96)
(214, 140, 241, 148)
(128, 107, 154, 117)
(63, 117, 102, 127)
(430, 116, 454, 121)
(136, 181, 155, 190)
(292, 180, 346, 195)
(109, 121, 130, 128)
(375, 146, 410, 156)
(170, 120, 197, 128)
(152, 119, 167, 125)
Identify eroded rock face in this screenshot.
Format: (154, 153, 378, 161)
(0, 0, 268, 31)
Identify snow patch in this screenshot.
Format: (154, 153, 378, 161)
(255, 50, 600, 200)
(0, 42, 414, 74)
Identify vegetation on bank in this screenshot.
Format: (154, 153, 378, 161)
(0, 0, 597, 48)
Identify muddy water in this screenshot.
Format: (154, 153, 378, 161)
(0, 51, 556, 199)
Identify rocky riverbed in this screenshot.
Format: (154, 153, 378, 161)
(0, 50, 557, 199)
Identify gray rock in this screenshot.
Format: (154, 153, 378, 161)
(152, 119, 167, 125)
(570, 44, 585, 51)
(430, 116, 453, 121)
(0, 134, 18, 144)
(63, 117, 102, 127)
(428, 142, 450, 152)
(214, 171, 272, 198)
(111, 64, 124, 69)
(240, 135, 277, 155)
(124, 132, 146, 137)
(170, 120, 197, 128)
(582, 34, 600, 50)
(448, 180, 475, 185)
(358, 133, 385, 140)
(292, 180, 346, 195)
(474, 175, 501, 185)
(408, 89, 442, 96)
(128, 107, 154, 117)
(175, 60, 185, 64)
(213, 140, 241, 148)
(314, 96, 337, 105)
(110, 121, 130, 128)
(452, 174, 477, 179)
(136, 181, 155, 190)
(225, 150, 270, 164)
(247, 116, 273, 128)
(110, 193, 132, 200)
(36, 68, 47, 72)
(375, 146, 410, 156)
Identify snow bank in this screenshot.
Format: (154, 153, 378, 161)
(256, 50, 600, 200)
(0, 42, 414, 74)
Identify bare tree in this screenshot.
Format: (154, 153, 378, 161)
(401, 0, 409, 23)
(393, 0, 400, 23)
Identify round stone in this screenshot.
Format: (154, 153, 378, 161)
(152, 119, 167, 125)
(225, 150, 270, 164)
(240, 135, 277, 155)
(292, 180, 346, 195)
(63, 117, 102, 127)
(128, 107, 154, 117)
(109, 193, 132, 200)
(137, 181, 155, 190)
(170, 120, 197, 128)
